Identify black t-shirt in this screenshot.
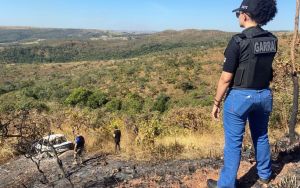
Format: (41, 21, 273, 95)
(223, 38, 240, 74)
(114, 129, 121, 142)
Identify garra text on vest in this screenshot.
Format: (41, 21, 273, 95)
(254, 40, 276, 54)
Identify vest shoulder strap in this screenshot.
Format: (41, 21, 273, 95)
(232, 33, 247, 43)
(233, 31, 275, 42)
(252, 30, 274, 38)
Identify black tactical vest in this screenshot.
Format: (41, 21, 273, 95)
(231, 30, 278, 89)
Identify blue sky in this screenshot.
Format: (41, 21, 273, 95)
(0, 0, 296, 32)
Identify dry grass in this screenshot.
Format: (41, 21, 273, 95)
(45, 122, 296, 162)
(50, 119, 226, 161)
(0, 142, 15, 164)
(51, 120, 292, 161)
(296, 125, 300, 135)
(155, 127, 224, 159)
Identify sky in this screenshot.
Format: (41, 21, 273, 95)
(0, 0, 296, 32)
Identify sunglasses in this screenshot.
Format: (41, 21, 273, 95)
(236, 11, 241, 18)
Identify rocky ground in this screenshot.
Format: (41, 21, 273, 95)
(1, 138, 299, 188)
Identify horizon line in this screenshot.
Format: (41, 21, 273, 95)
(0, 25, 292, 33)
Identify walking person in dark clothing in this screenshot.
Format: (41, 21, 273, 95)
(113, 126, 121, 153)
(207, 0, 278, 187)
(73, 135, 85, 165)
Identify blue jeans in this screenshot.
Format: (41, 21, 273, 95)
(217, 88, 273, 188)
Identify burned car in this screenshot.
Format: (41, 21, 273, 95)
(34, 134, 74, 154)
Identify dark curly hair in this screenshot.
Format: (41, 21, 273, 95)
(247, 0, 278, 26)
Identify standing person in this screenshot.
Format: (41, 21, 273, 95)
(208, 0, 278, 187)
(73, 135, 85, 165)
(113, 126, 121, 153)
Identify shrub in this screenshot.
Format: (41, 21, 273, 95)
(181, 57, 194, 70)
(199, 95, 214, 107)
(163, 107, 211, 132)
(0, 82, 17, 95)
(22, 86, 51, 100)
(105, 98, 122, 112)
(0, 102, 16, 113)
(122, 93, 144, 114)
(152, 141, 184, 160)
(64, 87, 92, 106)
(17, 99, 49, 112)
(125, 66, 138, 76)
(176, 81, 195, 92)
(165, 59, 179, 68)
(137, 113, 164, 146)
(87, 91, 108, 109)
(152, 94, 170, 113)
(51, 87, 70, 102)
(22, 87, 38, 99)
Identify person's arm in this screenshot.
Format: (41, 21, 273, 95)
(211, 71, 233, 120)
(74, 143, 78, 152)
(211, 37, 239, 120)
(215, 72, 233, 103)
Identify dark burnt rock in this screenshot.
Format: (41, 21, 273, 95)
(273, 137, 300, 162)
(188, 165, 196, 174)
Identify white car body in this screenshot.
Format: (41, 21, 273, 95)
(34, 134, 74, 154)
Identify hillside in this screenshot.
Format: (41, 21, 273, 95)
(0, 27, 232, 63)
(0, 27, 131, 44)
(0, 28, 299, 187)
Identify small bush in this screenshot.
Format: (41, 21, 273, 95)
(105, 98, 122, 112)
(51, 87, 70, 102)
(181, 57, 194, 70)
(122, 93, 144, 114)
(152, 94, 170, 113)
(0, 82, 16, 95)
(22, 87, 38, 99)
(152, 142, 184, 160)
(165, 59, 179, 68)
(65, 87, 92, 106)
(87, 91, 108, 109)
(17, 99, 49, 112)
(137, 113, 164, 146)
(199, 95, 214, 107)
(163, 107, 211, 131)
(22, 86, 51, 100)
(176, 81, 196, 92)
(125, 66, 138, 76)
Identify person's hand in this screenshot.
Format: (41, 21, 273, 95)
(211, 104, 221, 120)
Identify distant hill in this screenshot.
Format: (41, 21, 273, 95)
(0, 27, 129, 44)
(0, 27, 230, 44)
(0, 27, 234, 64)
